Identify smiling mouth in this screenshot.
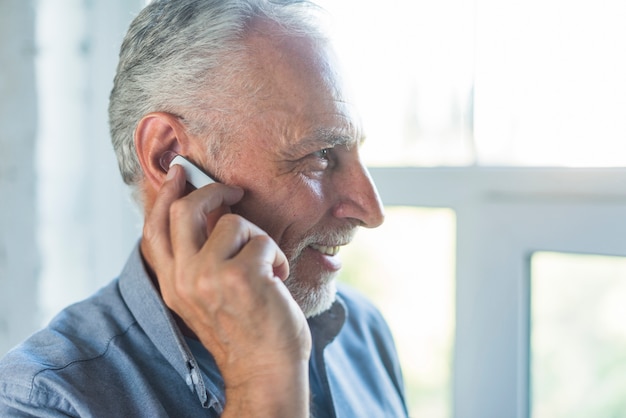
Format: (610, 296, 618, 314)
(309, 244, 342, 256)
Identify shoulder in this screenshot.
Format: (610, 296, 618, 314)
(0, 279, 135, 412)
(329, 283, 409, 415)
(334, 282, 400, 357)
(10, 278, 134, 365)
(336, 283, 390, 330)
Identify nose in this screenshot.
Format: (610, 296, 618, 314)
(332, 158, 385, 229)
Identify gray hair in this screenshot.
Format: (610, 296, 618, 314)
(108, 0, 325, 188)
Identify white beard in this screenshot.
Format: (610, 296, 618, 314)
(281, 225, 355, 317)
(284, 272, 337, 318)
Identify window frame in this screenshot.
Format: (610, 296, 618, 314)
(370, 166, 626, 418)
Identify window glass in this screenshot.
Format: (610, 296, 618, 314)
(531, 252, 626, 417)
(339, 207, 456, 417)
(319, 0, 475, 167)
(474, 0, 626, 166)
(320, 0, 626, 167)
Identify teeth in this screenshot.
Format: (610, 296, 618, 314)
(310, 244, 341, 256)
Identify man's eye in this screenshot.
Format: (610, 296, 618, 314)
(313, 148, 331, 160)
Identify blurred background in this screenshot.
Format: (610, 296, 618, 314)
(2, 1, 626, 417)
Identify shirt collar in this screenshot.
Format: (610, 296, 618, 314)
(308, 293, 347, 352)
(117, 243, 222, 412)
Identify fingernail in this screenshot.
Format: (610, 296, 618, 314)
(230, 186, 245, 199)
(166, 164, 178, 181)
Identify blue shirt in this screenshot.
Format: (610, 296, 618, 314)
(0, 245, 408, 417)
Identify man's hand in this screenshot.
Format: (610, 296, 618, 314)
(141, 165, 311, 417)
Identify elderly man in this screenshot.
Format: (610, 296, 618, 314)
(0, 1, 408, 416)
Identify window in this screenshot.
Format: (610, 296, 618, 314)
(324, 1, 626, 417)
(339, 207, 455, 416)
(531, 252, 626, 417)
(3, 2, 624, 418)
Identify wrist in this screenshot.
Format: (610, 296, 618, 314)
(222, 359, 310, 418)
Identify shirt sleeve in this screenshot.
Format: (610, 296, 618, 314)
(0, 389, 76, 418)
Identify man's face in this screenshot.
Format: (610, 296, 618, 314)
(208, 26, 384, 317)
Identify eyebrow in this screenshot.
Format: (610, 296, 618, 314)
(299, 127, 365, 150)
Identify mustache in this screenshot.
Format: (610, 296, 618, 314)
(285, 224, 358, 263)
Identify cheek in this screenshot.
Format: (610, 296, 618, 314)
(270, 184, 326, 231)
(282, 177, 328, 220)
(242, 178, 328, 238)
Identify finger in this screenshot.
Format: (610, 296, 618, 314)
(205, 214, 271, 260)
(142, 164, 187, 268)
(206, 216, 290, 281)
(169, 183, 244, 259)
(235, 234, 290, 283)
(273, 253, 290, 282)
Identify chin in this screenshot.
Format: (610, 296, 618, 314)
(284, 273, 338, 318)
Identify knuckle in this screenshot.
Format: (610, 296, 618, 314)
(249, 235, 278, 256)
(142, 222, 156, 243)
(223, 262, 251, 282)
(168, 198, 191, 220)
(216, 213, 245, 229)
(251, 234, 273, 246)
(171, 275, 189, 298)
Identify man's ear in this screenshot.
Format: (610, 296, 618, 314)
(135, 112, 188, 191)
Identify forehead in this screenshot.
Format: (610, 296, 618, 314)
(236, 20, 363, 147)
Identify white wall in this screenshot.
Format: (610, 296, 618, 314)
(0, 0, 39, 357)
(0, 0, 144, 357)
